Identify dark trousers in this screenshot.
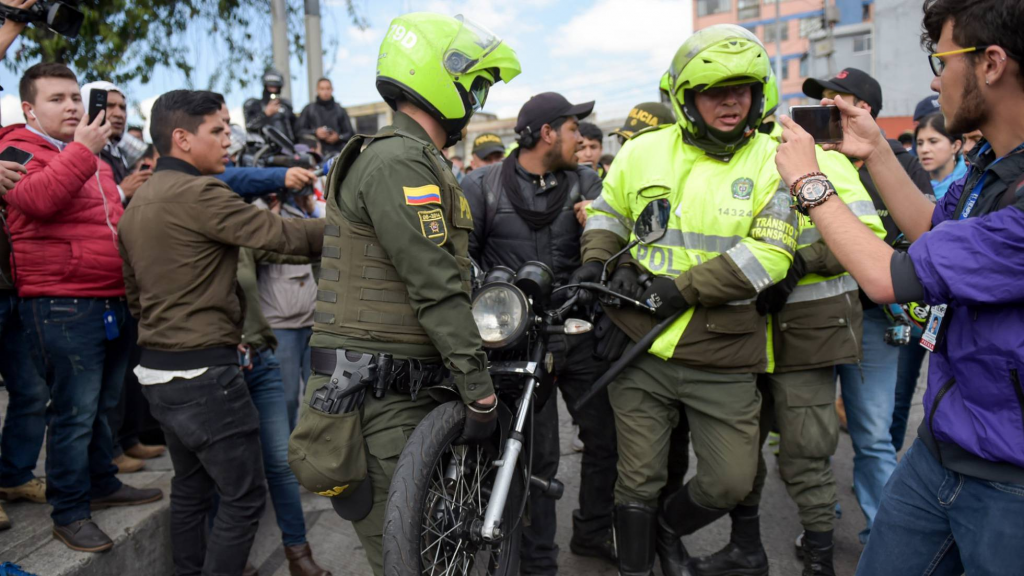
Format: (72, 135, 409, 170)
(0, 292, 48, 488)
(21, 297, 129, 525)
(521, 334, 616, 575)
(891, 338, 927, 452)
(143, 366, 267, 576)
(106, 316, 151, 455)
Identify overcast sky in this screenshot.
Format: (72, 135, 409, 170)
(1, 0, 693, 135)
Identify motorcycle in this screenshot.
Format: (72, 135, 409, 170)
(381, 200, 672, 576)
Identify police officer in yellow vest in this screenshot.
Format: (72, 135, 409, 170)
(575, 25, 798, 576)
(690, 75, 885, 576)
(287, 13, 520, 575)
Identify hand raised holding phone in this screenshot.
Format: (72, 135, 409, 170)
(74, 109, 112, 155)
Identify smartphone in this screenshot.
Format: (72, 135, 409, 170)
(0, 146, 33, 166)
(269, 93, 279, 101)
(138, 162, 153, 172)
(88, 88, 108, 125)
(790, 105, 843, 144)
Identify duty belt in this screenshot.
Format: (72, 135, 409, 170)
(310, 347, 448, 401)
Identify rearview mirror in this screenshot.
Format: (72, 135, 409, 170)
(633, 198, 671, 245)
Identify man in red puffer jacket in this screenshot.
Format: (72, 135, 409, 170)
(0, 62, 162, 553)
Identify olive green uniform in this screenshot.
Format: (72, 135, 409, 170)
(737, 144, 885, 532)
(304, 112, 494, 575)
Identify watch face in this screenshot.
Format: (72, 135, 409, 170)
(801, 179, 828, 202)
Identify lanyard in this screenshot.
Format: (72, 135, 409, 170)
(959, 141, 1024, 220)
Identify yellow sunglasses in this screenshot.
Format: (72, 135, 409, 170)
(929, 46, 991, 76)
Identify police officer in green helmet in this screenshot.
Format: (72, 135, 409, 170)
(690, 68, 884, 576)
(287, 13, 520, 575)
(578, 24, 798, 576)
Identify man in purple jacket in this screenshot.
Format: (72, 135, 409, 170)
(771, 0, 1024, 573)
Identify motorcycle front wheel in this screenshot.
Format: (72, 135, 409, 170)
(383, 401, 525, 576)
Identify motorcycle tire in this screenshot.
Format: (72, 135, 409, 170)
(383, 401, 526, 576)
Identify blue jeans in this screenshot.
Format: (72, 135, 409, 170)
(21, 297, 129, 525)
(0, 293, 48, 488)
(891, 336, 927, 452)
(245, 348, 307, 546)
(855, 440, 1024, 575)
(272, 327, 311, 431)
(836, 306, 899, 544)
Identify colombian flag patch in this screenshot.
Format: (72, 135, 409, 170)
(403, 185, 442, 206)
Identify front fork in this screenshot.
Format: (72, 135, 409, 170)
(479, 342, 544, 542)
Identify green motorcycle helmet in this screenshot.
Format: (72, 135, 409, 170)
(666, 24, 771, 157)
(376, 13, 521, 148)
(763, 70, 780, 119)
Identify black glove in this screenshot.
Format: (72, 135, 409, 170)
(569, 261, 604, 287)
(639, 276, 689, 320)
(457, 400, 498, 444)
(755, 253, 807, 316)
(608, 264, 643, 300)
(594, 310, 631, 362)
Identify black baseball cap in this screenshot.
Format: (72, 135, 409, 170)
(472, 133, 506, 159)
(913, 95, 940, 123)
(515, 92, 594, 136)
(802, 68, 882, 118)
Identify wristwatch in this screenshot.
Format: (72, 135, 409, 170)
(793, 175, 837, 215)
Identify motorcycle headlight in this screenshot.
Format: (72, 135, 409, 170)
(471, 282, 529, 349)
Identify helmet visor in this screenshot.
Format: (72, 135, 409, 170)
(469, 75, 492, 112)
(443, 15, 503, 76)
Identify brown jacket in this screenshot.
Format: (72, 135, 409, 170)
(118, 157, 324, 369)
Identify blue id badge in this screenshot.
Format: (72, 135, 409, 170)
(103, 309, 119, 340)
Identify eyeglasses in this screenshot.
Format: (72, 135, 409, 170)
(929, 46, 991, 76)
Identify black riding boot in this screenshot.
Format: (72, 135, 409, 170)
(614, 503, 657, 576)
(655, 512, 692, 576)
(801, 530, 836, 576)
(662, 482, 729, 536)
(689, 505, 768, 576)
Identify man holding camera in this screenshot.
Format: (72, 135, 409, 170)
(244, 68, 297, 143)
(773, 1, 1024, 572)
(0, 62, 163, 552)
(460, 93, 617, 573)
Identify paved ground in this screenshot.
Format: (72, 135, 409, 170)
(0, 369, 926, 576)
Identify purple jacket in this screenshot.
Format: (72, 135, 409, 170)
(907, 151, 1024, 482)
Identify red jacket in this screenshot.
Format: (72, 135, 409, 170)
(0, 125, 125, 298)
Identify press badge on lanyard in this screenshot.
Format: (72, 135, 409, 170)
(920, 141, 1024, 351)
(103, 308, 119, 340)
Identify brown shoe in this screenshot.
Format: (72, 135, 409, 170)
(0, 477, 47, 503)
(113, 453, 145, 473)
(242, 562, 259, 576)
(125, 443, 166, 460)
(53, 519, 113, 553)
(91, 484, 163, 510)
(0, 502, 10, 531)
(284, 543, 332, 576)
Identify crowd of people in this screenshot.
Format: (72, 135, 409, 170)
(0, 1, 1021, 576)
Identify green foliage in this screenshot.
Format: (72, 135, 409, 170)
(5, 0, 365, 91)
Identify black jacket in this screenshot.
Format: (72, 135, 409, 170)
(462, 161, 603, 285)
(244, 90, 297, 143)
(297, 97, 355, 156)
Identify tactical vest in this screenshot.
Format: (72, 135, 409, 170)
(313, 126, 472, 346)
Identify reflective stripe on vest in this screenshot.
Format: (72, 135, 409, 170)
(787, 274, 858, 304)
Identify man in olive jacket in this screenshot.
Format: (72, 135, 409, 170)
(117, 90, 324, 576)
